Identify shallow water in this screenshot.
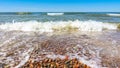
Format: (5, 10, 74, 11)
(0, 30, 120, 68)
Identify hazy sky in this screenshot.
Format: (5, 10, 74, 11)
(0, 0, 120, 12)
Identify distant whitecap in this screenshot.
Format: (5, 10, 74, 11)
(107, 13, 120, 16)
(47, 13, 64, 16)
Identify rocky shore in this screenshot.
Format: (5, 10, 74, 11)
(22, 58, 91, 68)
(0, 31, 120, 68)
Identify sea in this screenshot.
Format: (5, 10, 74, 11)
(0, 12, 120, 68)
(0, 12, 120, 32)
(0, 12, 120, 23)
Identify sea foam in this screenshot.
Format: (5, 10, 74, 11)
(47, 12, 64, 16)
(0, 20, 117, 32)
(107, 13, 120, 16)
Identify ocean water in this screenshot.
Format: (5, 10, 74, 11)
(0, 12, 120, 32)
(0, 12, 120, 68)
(0, 12, 120, 23)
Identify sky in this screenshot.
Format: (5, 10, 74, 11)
(0, 0, 120, 12)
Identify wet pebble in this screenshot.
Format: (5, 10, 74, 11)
(21, 58, 91, 68)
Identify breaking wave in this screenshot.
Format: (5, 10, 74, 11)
(0, 20, 117, 33)
(107, 13, 120, 16)
(47, 12, 64, 16)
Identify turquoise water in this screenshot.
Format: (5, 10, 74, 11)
(0, 12, 120, 23)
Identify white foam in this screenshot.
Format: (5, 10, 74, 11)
(45, 44, 103, 68)
(107, 13, 120, 16)
(46, 54, 66, 59)
(14, 48, 33, 68)
(0, 20, 117, 32)
(47, 13, 64, 16)
(46, 53, 101, 68)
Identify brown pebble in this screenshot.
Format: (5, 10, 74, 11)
(22, 58, 91, 68)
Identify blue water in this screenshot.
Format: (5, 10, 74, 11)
(0, 12, 120, 24)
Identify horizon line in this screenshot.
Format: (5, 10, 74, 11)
(0, 11, 120, 13)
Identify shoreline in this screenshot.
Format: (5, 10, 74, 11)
(0, 31, 120, 68)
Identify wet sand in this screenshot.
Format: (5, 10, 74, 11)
(0, 31, 120, 68)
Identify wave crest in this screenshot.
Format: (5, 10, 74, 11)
(0, 20, 117, 32)
(47, 13, 64, 16)
(107, 13, 120, 16)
